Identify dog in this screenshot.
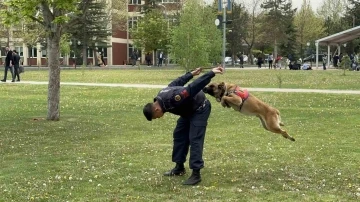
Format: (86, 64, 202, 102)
(203, 82, 295, 141)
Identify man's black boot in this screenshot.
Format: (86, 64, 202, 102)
(183, 169, 201, 185)
(163, 163, 186, 176)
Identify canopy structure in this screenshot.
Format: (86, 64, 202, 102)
(315, 25, 360, 68)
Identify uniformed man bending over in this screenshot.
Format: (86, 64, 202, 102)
(143, 66, 224, 185)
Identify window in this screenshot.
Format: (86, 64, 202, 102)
(14, 46, 24, 56)
(1, 48, 6, 56)
(28, 47, 37, 57)
(87, 48, 94, 58)
(161, 0, 178, 3)
(128, 16, 139, 29)
(97, 47, 107, 57)
(129, 0, 141, 4)
(41, 49, 47, 58)
(70, 51, 76, 58)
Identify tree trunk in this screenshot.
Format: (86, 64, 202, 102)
(94, 49, 98, 66)
(274, 38, 278, 60)
(47, 35, 61, 121)
(82, 45, 87, 67)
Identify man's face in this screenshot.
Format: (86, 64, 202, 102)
(5, 47, 9, 51)
(152, 108, 164, 119)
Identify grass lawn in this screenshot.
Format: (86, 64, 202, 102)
(0, 80, 359, 201)
(19, 68, 360, 90)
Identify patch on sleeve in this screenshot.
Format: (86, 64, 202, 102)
(180, 89, 189, 98)
(174, 95, 181, 101)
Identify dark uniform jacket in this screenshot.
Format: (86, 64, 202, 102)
(154, 71, 215, 117)
(5, 50, 13, 67)
(13, 54, 21, 67)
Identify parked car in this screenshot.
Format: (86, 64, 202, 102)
(224, 57, 232, 64)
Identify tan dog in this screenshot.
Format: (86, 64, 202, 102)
(203, 82, 295, 141)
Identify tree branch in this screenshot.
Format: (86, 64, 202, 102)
(27, 15, 46, 26)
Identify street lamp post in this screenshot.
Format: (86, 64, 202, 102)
(69, 40, 81, 69)
(306, 42, 312, 67)
(157, 3, 169, 66)
(222, 0, 227, 70)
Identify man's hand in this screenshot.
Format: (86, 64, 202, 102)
(191, 67, 202, 76)
(212, 65, 224, 74)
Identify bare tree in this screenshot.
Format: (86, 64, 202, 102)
(242, 0, 263, 64)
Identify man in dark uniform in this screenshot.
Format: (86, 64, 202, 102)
(1, 47, 14, 82)
(12, 50, 21, 82)
(143, 66, 224, 185)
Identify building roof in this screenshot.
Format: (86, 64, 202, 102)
(316, 26, 360, 45)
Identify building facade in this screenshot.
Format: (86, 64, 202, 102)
(0, 0, 180, 66)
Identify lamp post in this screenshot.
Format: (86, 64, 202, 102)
(69, 40, 81, 68)
(306, 42, 312, 67)
(157, 3, 169, 66)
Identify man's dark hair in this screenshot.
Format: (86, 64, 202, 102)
(143, 103, 153, 121)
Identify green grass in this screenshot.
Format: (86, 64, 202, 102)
(1, 80, 360, 201)
(20, 68, 360, 90)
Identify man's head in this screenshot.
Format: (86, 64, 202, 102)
(5, 47, 9, 51)
(143, 101, 164, 121)
(13, 50, 17, 54)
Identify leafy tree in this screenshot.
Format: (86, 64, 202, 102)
(171, 0, 222, 70)
(112, 0, 128, 32)
(1, 0, 86, 121)
(68, 0, 112, 66)
(344, 0, 360, 27)
(317, 0, 349, 35)
(261, 0, 297, 59)
(226, 2, 249, 65)
(294, 0, 325, 58)
(343, 0, 360, 53)
(243, 0, 262, 64)
(142, 0, 161, 14)
(278, 1, 297, 59)
(339, 55, 351, 75)
(203, 4, 223, 65)
(130, 10, 170, 54)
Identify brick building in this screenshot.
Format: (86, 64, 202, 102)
(0, 0, 180, 66)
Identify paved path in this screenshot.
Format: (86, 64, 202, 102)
(1, 80, 360, 95)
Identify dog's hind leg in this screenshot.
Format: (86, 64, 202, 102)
(265, 114, 295, 142)
(257, 115, 269, 130)
(276, 110, 285, 126)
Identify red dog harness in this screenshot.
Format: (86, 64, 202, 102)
(226, 86, 249, 110)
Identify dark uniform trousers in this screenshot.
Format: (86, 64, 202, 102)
(172, 99, 211, 170)
(13, 64, 20, 81)
(3, 65, 14, 80)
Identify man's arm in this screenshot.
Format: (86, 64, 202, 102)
(167, 72, 194, 87)
(167, 68, 203, 87)
(184, 66, 224, 98)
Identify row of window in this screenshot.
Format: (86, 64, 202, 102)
(0, 47, 108, 58)
(128, 16, 177, 29)
(128, 0, 178, 5)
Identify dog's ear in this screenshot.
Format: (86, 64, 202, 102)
(218, 82, 225, 90)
